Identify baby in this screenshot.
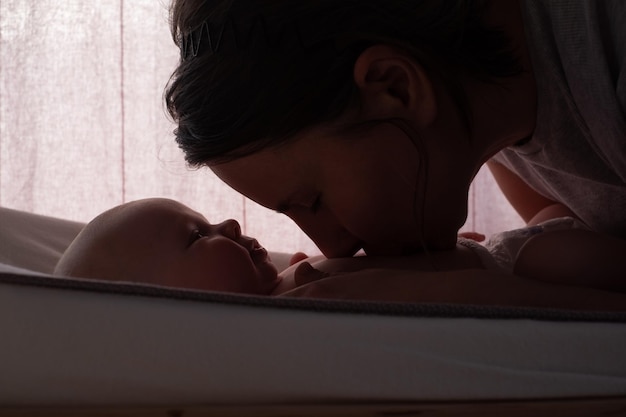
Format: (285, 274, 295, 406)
(54, 198, 296, 295)
(55, 196, 508, 294)
(55, 198, 626, 303)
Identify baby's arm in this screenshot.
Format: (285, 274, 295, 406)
(271, 246, 484, 295)
(280, 267, 626, 311)
(514, 229, 626, 292)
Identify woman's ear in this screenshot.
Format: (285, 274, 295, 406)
(353, 45, 437, 128)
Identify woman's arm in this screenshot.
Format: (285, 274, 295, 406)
(487, 160, 562, 223)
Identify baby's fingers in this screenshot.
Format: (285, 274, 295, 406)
(294, 262, 330, 286)
(289, 251, 309, 266)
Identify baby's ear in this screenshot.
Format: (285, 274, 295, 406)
(289, 252, 309, 266)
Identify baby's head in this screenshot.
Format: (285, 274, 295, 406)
(54, 198, 280, 295)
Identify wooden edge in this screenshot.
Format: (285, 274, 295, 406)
(2, 396, 626, 417)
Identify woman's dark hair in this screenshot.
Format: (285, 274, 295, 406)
(165, 0, 522, 166)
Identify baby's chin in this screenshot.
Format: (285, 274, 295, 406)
(269, 274, 295, 296)
(258, 260, 282, 294)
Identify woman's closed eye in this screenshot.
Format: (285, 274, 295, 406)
(310, 195, 322, 214)
(276, 194, 322, 215)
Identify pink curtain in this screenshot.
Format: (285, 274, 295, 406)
(0, 1, 523, 255)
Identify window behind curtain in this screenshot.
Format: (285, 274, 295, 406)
(0, 1, 523, 255)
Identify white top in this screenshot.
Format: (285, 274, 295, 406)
(493, 0, 626, 237)
(460, 217, 588, 273)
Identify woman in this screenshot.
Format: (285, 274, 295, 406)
(165, 0, 626, 259)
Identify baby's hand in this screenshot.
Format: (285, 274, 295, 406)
(293, 262, 330, 286)
(289, 252, 309, 266)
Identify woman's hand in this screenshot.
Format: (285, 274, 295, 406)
(458, 231, 486, 242)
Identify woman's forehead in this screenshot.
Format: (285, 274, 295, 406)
(210, 129, 343, 193)
(211, 155, 311, 212)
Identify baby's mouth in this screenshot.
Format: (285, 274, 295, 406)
(251, 246, 268, 263)
(248, 239, 269, 264)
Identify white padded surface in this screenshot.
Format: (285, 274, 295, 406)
(0, 206, 85, 274)
(1, 267, 626, 406)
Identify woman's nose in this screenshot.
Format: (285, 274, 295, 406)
(216, 219, 242, 240)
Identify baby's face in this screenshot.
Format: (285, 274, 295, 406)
(111, 199, 280, 294)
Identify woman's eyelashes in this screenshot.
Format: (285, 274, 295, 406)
(310, 195, 322, 214)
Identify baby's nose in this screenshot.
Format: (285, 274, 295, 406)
(217, 219, 242, 240)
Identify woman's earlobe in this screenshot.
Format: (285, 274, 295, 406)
(353, 45, 437, 128)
